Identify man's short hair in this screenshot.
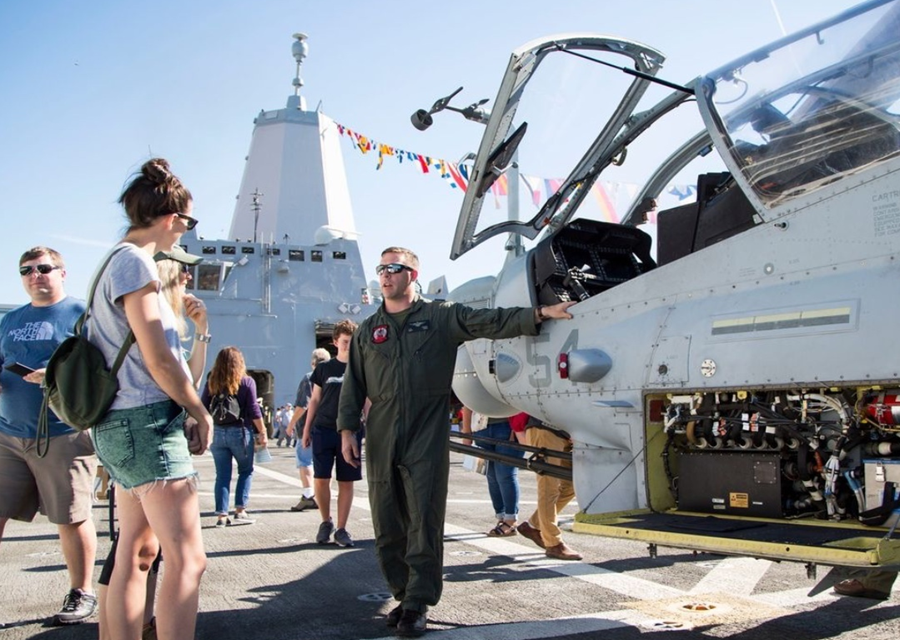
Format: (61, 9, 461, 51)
(381, 246, 419, 270)
(311, 348, 331, 367)
(20, 246, 64, 268)
(333, 319, 358, 340)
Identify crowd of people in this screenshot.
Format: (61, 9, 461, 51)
(1, 157, 894, 640)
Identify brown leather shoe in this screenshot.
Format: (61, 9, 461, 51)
(516, 522, 545, 549)
(833, 579, 890, 600)
(545, 542, 582, 561)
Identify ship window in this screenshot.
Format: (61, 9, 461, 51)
(312, 250, 323, 263)
(221, 246, 236, 255)
(196, 264, 221, 291)
(332, 251, 346, 260)
(289, 250, 305, 261)
(268, 248, 281, 256)
(202, 246, 217, 254)
(242, 246, 255, 254)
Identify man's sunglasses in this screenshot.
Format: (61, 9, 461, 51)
(376, 263, 413, 276)
(174, 213, 199, 230)
(19, 264, 61, 276)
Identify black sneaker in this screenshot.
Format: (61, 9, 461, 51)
(396, 609, 427, 637)
(334, 527, 355, 547)
(316, 519, 335, 544)
(385, 604, 403, 628)
(53, 588, 98, 625)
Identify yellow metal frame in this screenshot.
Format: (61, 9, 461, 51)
(574, 509, 900, 568)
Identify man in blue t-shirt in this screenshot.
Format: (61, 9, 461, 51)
(303, 319, 362, 548)
(0, 246, 98, 625)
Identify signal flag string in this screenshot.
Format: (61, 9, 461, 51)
(335, 122, 697, 224)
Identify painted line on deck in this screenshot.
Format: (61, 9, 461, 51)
(689, 557, 772, 596)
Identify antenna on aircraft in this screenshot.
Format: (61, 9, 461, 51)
(291, 32, 309, 110)
(411, 88, 524, 257)
(410, 87, 491, 131)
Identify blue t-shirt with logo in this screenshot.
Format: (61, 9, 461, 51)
(0, 297, 85, 438)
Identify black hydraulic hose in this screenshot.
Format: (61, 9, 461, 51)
(449, 430, 572, 461)
(448, 440, 573, 481)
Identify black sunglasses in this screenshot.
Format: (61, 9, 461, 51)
(174, 213, 199, 230)
(376, 263, 413, 276)
(19, 264, 61, 276)
(181, 264, 192, 275)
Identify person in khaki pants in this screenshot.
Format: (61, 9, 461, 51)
(516, 418, 582, 560)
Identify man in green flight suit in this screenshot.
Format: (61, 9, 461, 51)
(338, 246, 575, 637)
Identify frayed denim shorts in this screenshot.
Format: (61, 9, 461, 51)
(90, 400, 197, 491)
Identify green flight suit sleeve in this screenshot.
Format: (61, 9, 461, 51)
(445, 303, 540, 344)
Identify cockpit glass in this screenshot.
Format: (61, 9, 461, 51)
(704, 1, 900, 209)
(467, 48, 637, 241)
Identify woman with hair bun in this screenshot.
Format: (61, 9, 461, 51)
(86, 158, 211, 640)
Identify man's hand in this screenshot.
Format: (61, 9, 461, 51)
(341, 430, 360, 468)
(544, 301, 577, 320)
(23, 367, 46, 385)
(302, 426, 312, 450)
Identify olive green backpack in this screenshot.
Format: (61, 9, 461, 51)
(36, 247, 134, 457)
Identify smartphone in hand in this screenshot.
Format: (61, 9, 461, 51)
(4, 362, 36, 377)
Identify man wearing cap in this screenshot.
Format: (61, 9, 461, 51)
(0, 246, 98, 626)
(337, 246, 575, 637)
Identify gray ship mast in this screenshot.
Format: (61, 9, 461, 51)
(228, 33, 358, 246)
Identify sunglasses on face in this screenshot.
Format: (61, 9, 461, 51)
(19, 264, 60, 276)
(174, 213, 199, 230)
(376, 263, 413, 276)
(180, 264, 192, 275)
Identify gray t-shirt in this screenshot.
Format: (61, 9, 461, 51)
(85, 243, 189, 410)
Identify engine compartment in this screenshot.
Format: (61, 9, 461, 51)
(653, 387, 900, 530)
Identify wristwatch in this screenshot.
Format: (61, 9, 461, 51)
(195, 333, 212, 343)
(536, 306, 549, 321)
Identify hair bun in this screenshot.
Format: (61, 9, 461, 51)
(142, 158, 174, 186)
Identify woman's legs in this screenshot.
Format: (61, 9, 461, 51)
(492, 462, 520, 521)
(481, 422, 522, 522)
(210, 428, 233, 515)
(484, 460, 506, 519)
(105, 488, 160, 640)
(140, 478, 206, 640)
(233, 429, 255, 511)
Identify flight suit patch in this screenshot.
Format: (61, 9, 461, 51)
(407, 320, 431, 333)
(372, 324, 389, 343)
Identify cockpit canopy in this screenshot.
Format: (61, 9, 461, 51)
(452, 0, 900, 260)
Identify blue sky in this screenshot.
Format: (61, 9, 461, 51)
(0, 0, 855, 305)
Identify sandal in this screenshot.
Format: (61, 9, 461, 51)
(487, 521, 517, 537)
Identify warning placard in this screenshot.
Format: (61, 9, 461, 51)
(729, 492, 749, 509)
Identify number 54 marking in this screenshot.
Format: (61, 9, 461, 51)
(526, 329, 578, 388)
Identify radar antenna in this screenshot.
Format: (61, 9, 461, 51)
(290, 32, 309, 110)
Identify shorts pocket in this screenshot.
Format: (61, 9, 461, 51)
(92, 418, 135, 468)
(157, 408, 186, 436)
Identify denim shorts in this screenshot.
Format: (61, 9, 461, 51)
(90, 400, 196, 491)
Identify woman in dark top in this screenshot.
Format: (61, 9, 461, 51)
(201, 347, 267, 527)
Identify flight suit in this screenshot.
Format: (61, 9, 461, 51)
(337, 296, 539, 612)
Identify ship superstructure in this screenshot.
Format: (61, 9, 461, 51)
(178, 33, 375, 418)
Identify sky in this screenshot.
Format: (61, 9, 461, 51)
(0, 0, 858, 306)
